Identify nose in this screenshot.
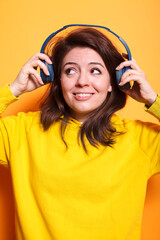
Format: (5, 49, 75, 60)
(76, 70, 90, 87)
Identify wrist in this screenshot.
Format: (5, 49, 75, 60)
(145, 92, 158, 107)
(9, 82, 23, 97)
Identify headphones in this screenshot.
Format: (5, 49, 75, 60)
(40, 24, 132, 89)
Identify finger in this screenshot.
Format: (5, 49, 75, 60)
(116, 60, 141, 71)
(31, 60, 50, 76)
(29, 75, 43, 88)
(119, 74, 143, 87)
(30, 53, 52, 65)
(28, 68, 44, 85)
(121, 69, 141, 81)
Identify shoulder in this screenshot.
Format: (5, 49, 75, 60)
(0, 111, 42, 133)
(16, 110, 41, 123)
(112, 114, 160, 151)
(112, 114, 160, 132)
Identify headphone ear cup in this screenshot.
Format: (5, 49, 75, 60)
(116, 66, 131, 90)
(40, 60, 54, 84)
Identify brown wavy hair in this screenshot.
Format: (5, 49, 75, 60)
(40, 27, 127, 151)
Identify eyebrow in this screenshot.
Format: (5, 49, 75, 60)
(89, 62, 105, 68)
(63, 62, 105, 68)
(63, 62, 78, 67)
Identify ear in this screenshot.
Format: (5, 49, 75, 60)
(108, 84, 112, 93)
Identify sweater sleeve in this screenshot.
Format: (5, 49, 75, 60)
(0, 85, 39, 168)
(128, 95, 160, 178)
(0, 85, 18, 114)
(145, 94, 160, 120)
(0, 85, 18, 166)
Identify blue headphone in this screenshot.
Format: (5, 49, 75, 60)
(40, 24, 132, 89)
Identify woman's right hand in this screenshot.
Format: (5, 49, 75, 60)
(9, 53, 52, 97)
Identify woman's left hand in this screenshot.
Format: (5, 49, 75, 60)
(116, 59, 157, 107)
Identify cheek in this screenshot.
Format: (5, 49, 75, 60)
(94, 78, 112, 93)
(60, 72, 75, 91)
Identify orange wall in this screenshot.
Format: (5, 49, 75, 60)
(0, 0, 160, 239)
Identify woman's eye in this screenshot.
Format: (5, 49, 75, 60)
(65, 68, 75, 75)
(91, 68, 101, 74)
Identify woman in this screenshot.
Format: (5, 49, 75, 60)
(0, 28, 159, 240)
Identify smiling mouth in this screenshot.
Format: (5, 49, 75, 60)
(74, 93, 93, 97)
(73, 93, 94, 101)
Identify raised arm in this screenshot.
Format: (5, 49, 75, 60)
(9, 53, 52, 97)
(116, 59, 157, 107)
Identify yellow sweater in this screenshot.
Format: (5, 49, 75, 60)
(0, 85, 160, 240)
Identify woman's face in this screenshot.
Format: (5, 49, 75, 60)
(61, 47, 112, 122)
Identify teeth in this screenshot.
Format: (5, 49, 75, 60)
(75, 93, 92, 97)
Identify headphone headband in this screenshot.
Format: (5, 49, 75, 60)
(40, 24, 132, 60)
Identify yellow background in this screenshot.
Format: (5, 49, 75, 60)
(0, 0, 160, 239)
